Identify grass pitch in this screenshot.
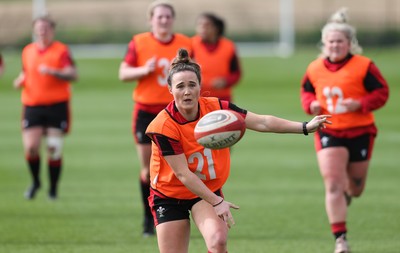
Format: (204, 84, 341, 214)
(0, 47, 399, 253)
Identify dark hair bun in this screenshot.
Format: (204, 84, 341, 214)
(171, 48, 190, 66)
(177, 48, 189, 62)
(167, 47, 201, 86)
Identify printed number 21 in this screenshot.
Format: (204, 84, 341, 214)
(188, 149, 216, 180)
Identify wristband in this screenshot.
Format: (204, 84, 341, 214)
(303, 121, 308, 136)
(212, 198, 224, 207)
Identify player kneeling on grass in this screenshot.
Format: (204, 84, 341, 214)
(145, 48, 330, 253)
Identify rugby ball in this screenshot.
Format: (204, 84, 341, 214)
(194, 110, 246, 149)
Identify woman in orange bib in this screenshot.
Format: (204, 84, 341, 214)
(118, 0, 192, 237)
(146, 48, 330, 253)
(300, 8, 389, 253)
(192, 13, 241, 102)
(13, 15, 78, 201)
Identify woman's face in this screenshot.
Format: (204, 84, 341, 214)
(196, 16, 217, 42)
(169, 71, 201, 114)
(33, 19, 54, 45)
(323, 30, 351, 62)
(150, 5, 174, 37)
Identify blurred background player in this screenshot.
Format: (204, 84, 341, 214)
(192, 12, 241, 102)
(13, 15, 78, 200)
(0, 53, 4, 76)
(300, 8, 389, 253)
(146, 48, 330, 253)
(118, 0, 192, 236)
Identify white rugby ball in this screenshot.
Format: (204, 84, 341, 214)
(194, 110, 246, 149)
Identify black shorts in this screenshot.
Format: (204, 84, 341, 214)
(23, 101, 70, 133)
(132, 109, 157, 144)
(315, 131, 375, 162)
(148, 188, 223, 226)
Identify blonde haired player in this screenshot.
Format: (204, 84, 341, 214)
(300, 8, 389, 253)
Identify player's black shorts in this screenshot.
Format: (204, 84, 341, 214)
(132, 109, 157, 144)
(148, 188, 223, 226)
(22, 101, 70, 133)
(132, 103, 167, 144)
(315, 131, 375, 162)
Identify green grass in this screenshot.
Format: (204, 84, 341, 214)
(0, 47, 399, 253)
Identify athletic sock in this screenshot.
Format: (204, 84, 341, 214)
(48, 158, 62, 196)
(26, 155, 41, 186)
(331, 222, 347, 239)
(139, 178, 152, 220)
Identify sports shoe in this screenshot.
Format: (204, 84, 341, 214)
(334, 234, 350, 253)
(48, 188, 58, 201)
(143, 217, 155, 237)
(24, 183, 41, 200)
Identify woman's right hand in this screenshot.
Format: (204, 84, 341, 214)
(213, 199, 240, 229)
